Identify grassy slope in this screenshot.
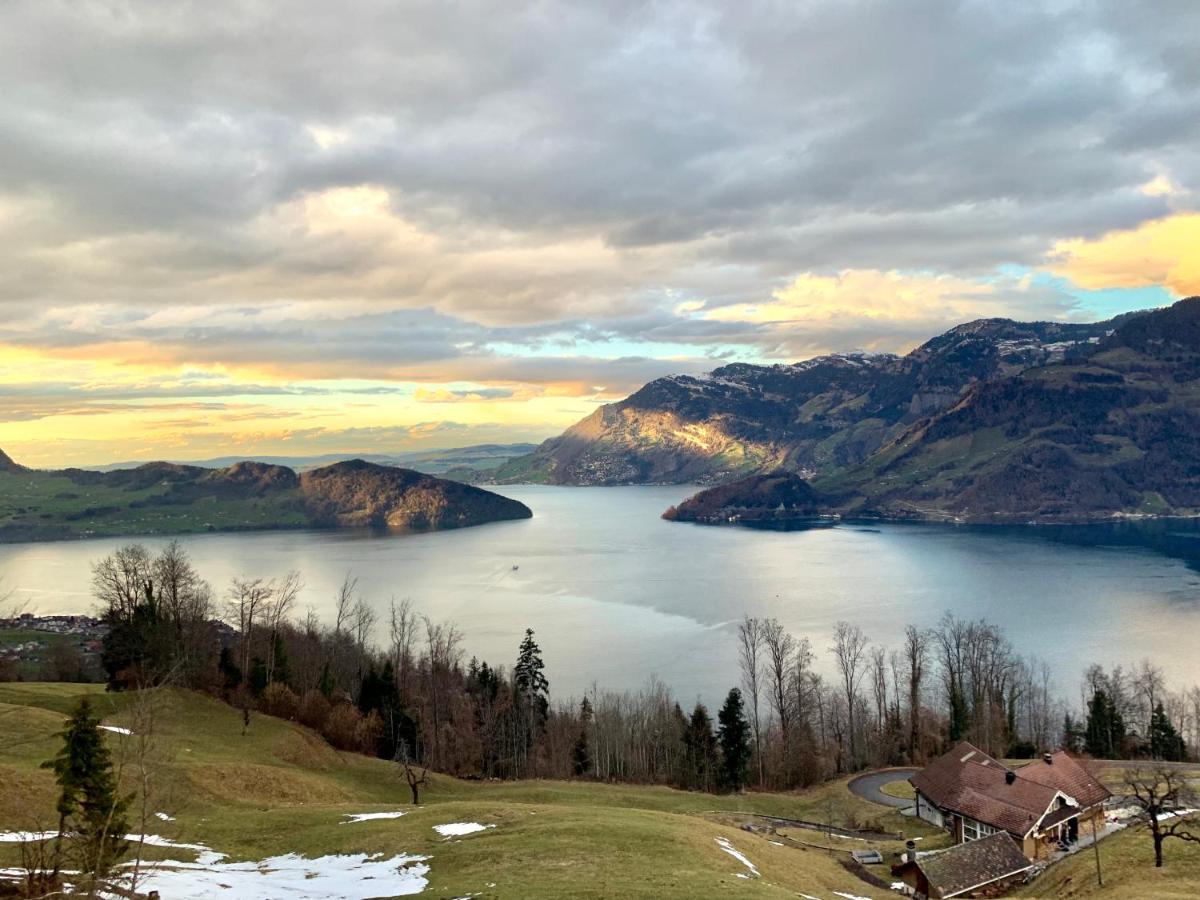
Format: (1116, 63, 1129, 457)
(0, 684, 934, 899)
(0, 469, 310, 540)
(1014, 826, 1200, 900)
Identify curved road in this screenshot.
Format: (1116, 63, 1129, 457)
(848, 767, 920, 808)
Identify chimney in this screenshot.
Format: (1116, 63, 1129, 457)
(1043, 752, 1053, 765)
(905, 839, 916, 863)
(1005, 770, 1016, 785)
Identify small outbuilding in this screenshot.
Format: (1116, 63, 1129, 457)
(892, 832, 1033, 898)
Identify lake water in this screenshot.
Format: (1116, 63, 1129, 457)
(2, 484, 1199, 704)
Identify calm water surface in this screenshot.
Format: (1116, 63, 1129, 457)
(2, 485, 1198, 704)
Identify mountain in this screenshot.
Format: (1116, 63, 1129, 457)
(91, 443, 539, 476)
(0, 454, 531, 542)
(662, 472, 826, 524)
(493, 318, 1120, 485)
(815, 297, 1200, 523)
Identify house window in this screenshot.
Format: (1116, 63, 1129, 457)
(962, 818, 998, 842)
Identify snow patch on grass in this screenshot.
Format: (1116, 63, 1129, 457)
(132, 851, 430, 898)
(433, 822, 494, 837)
(833, 892, 872, 900)
(715, 836, 758, 878)
(0, 832, 57, 843)
(341, 811, 407, 824)
(154, 812, 175, 822)
(99, 725, 132, 735)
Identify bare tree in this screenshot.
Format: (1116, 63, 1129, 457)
(737, 615, 765, 787)
(91, 544, 153, 623)
(904, 625, 928, 763)
(264, 570, 302, 684)
(762, 618, 796, 743)
(830, 621, 868, 769)
(227, 577, 272, 680)
(1123, 767, 1200, 867)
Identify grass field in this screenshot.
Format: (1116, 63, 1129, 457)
(0, 683, 936, 899)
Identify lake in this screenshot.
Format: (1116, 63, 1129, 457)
(2, 484, 1199, 704)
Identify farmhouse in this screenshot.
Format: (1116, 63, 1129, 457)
(910, 741, 1110, 860)
(892, 831, 1034, 899)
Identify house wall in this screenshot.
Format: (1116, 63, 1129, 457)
(915, 791, 946, 828)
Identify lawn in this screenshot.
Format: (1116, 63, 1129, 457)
(1014, 824, 1200, 899)
(0, 683, 929, 899)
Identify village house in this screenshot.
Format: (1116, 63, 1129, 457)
(892, 831, 1034, 899)
(910, 741, 1111, 860)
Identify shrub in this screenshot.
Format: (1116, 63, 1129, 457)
(297, 690, 332, 732)
(260, 683, 300, 720)
(322, 702, 363, 751)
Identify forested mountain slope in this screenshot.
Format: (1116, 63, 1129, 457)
(493, 318, 1120, 485)
(818, 297, 1200, 522)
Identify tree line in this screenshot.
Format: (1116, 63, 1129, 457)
(88, 543, 1198, 795)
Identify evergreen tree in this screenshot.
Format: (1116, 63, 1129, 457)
(100, 580, 172, 689)
(1085, 688, 1126, 758)
(271, 632, 291, 686)
(248, 656, 269, 694)
(514, 628, 550, 731)
(683, 702, 717, 791)
(218, 645, 242, 691)
(42, 697, 131, 886)
(318, 660, 335, 698)
(1149, 703, 1186, 762)
(1062, 712, 1084, 753)
(571, 697, 593, 777)
(716, 688, 751, 793)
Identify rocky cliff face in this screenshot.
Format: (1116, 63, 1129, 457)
(495, 318, 1118, 485)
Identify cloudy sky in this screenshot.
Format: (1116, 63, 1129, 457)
(2, 0, 1197, 467)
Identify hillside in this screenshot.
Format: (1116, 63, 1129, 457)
(663, 472, 828, 525)
(0, 683, 926, 899)
(492, 319, 1118, 486)
(0, 455, 531, 542)
(93, 443, 538, 477)
(816, 298, 1200, 523)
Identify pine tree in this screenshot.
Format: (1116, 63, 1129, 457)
(218, 645, 242, 692)
(271, 632, 291, 686)
(1085, 688, 1126, 758)
(717, 688, 751, 793)
(683, 702, 717, 791)
(1149, 703, 1186, 761)
(318, 660, 335, 698)
(43, 696, 131, 886)
(514, 628, 550, 729)
(571, 697, 593, 777)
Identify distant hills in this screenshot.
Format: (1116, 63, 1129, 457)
(494, 298, 1200, 524)
(0, 455, 531, 542)
(93, 443, 538, 479)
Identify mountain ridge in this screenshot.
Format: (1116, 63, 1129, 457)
(491, 315, 1126, 486)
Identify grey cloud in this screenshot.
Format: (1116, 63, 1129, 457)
(0, 0, 1194, 358)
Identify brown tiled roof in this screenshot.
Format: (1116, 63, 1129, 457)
(1017, 751, 1111, 809)
(917, 832, 1033, 899)
(911, 742, 1059, 836)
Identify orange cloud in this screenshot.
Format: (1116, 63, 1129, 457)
(1048, 212, 1200, 297)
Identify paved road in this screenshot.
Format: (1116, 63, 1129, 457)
(848, 767, 921, 808)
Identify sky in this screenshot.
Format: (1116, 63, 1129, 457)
(1, 1, 1198, 468)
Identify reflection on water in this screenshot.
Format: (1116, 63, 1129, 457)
(0, 485, 1197, 703)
